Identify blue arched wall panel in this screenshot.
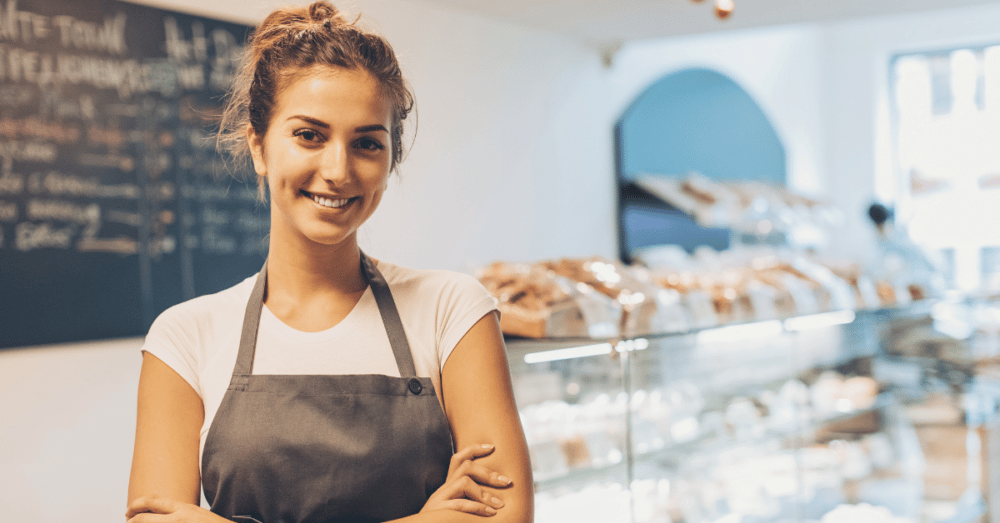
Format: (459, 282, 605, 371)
(616, 68, 786, 260)
(618, 68, 785, 183)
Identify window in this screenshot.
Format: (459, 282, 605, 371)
(890, 44, 1000, 291)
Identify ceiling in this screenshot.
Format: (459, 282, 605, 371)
(427, 0, 1000, 50)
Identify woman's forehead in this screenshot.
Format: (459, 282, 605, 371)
(273, 66, 391, 125)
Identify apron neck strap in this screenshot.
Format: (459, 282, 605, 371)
(360, 253, 417, 377)
(231, 252, 417, 382)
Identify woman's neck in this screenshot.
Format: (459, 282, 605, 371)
(265, 233, 368, 301)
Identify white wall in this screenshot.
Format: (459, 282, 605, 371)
(0, 1, 612, 522)
(353, 1, 615, 270)
(0, 338, 143, 523)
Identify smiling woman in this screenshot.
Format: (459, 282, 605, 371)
(125, 3, 533, 523)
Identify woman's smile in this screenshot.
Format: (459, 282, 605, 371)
(301, 190, 359, 210)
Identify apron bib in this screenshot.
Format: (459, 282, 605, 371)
(202, 253, 453, 523)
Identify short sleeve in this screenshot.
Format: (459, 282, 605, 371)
(140, 303, 204, 399)
(435, 272, 500, 369)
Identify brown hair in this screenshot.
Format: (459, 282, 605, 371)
(218, 1, 414, 194)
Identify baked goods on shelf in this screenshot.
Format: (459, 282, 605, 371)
(478, 258, 690, 338)
(476, 262, 592, 338)
(476, 248, 936, 338)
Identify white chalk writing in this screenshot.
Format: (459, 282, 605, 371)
(26, 198, 99, 224)
(0, 139, 56, 162)
(105, 209, 140, 227)
(0, 44, 149, 96)
(164, 17, 244, 92)
(181, 183, 258, 203)
(0, 157, 22, 194)
(52, 13, 127, 55)
(77, 152, 134, 171)
(26, 170, 139, 199)
(0, 0, 48, 45)
(77, 236, 136, 254)
(15, 221, 73, 250)
(0, 116, 80, 143)
(0, 199, 16, 221)
(164, 17, 208, 63)
(39, 91, 96, 120)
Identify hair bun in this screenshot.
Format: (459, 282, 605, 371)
(309, 1, 347, 26)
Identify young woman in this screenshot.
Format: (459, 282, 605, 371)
(126, 3, 533, 522)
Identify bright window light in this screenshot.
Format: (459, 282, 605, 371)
(890, 44, 1000, 292)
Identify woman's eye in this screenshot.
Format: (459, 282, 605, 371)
(294, 129, 322, 143)
(356, 138, 385, 152)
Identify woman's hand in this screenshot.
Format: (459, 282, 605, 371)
(126, 495, 233, 523)
(419, 444, 513, 517)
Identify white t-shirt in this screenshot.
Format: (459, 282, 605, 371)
(141, 260, 498, 460)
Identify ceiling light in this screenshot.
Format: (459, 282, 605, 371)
(714, 0, 735, 19)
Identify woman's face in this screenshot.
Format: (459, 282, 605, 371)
(248, 66, 393, 250)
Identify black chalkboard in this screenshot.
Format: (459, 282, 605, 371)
(0, 0, 267, 349)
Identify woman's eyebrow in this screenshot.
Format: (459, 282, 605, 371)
(355, 124, 389, 133)
(286, 116, 387, 134)
(288, 115, 329, 128)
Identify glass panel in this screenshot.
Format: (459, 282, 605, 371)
(506, 339, 631, 523)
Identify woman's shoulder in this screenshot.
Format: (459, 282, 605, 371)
(376, 260, 491, 301)
(146, 274, 258, 344)
(375, 260, 498, 364)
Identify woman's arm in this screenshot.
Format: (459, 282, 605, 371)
(127, 351, 207, 511)
(383, 312, 533, 523)
(429, 311, 534, 522)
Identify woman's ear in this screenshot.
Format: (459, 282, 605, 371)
(247, 125, 266, 177)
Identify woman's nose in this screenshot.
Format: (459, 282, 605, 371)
(319, 143, 351, 185)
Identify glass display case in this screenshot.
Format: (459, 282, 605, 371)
(507, 307, 938, 523)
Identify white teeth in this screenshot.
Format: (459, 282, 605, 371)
(311, 194, 351, 208)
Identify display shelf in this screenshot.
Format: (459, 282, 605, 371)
(507, 304, 938, 523)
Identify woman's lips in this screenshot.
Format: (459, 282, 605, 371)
(302, 190, 356, 209)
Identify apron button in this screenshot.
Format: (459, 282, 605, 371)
(408, 378, 423, 395)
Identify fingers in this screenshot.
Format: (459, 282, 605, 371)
(425, 474, 506, 517)
(448, 444, 513, 489)
(127, 513, 163, 523)
(427, 443, 512, 518)
(449, 476, 505, 511)
(450, 443, 496, 469)
(438, 499, 501, 517)
(454, 456, 513, 489)
(126, 495, 179, 519)
(435, 476, 504, 516)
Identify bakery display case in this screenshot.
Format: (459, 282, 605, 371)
(478, 224, 974, 522)
(506, 307, 942, 523)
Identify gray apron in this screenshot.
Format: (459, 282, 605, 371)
(202, 253, 454, 523)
